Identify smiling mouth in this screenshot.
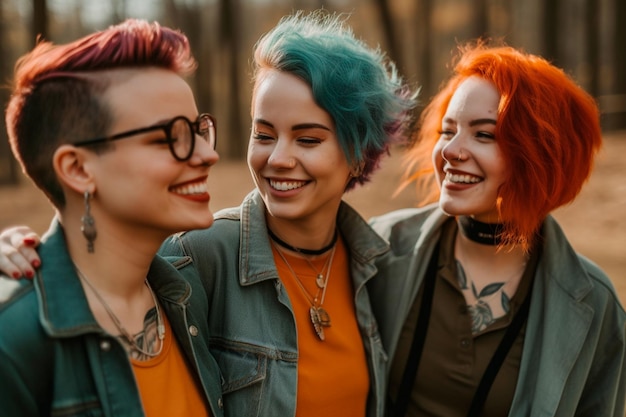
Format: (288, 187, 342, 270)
(445, 172, 482, 184)
(170, 180, 208, 195)
(269, 179, 307, 191)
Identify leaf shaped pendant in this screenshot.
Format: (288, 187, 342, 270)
(310, 306, 331, 340)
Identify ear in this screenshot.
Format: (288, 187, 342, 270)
(52, 145, 96, 194)
(350, 160, 365, 178)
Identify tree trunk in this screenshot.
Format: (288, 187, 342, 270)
(415, 0, 433, 105)
(219, 0, 244, 159)
(542, 0, 560, 65)
(584, 0, 599, 98)
(0, 0, 18, 184)
(32, 0, 48, 45)
(374, 0, 404, 73)
(611, 0, 626, 129)
(474, 0, 489, 39)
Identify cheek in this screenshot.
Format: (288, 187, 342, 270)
(246, 143, 266, 170)
(432, 143, 445, 179)
(484, 147, 507, 181)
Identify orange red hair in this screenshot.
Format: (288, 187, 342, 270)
(403, 42, 602, 249)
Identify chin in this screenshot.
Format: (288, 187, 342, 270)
(182, 213, 215, 231)
(438, 197, 461, 217)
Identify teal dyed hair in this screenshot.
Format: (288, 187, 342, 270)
(252, 10, 418, 190)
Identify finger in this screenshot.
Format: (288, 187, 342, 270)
(0, 246, 35, 279)
(3, 226, 38, 247)
(4, 227, 42, 268)
(21, 232, 41, 248)
(13, 237, 42, 269)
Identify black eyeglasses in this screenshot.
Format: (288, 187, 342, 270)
(74, 113, 217, 162)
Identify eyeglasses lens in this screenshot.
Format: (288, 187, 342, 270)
(170, 117, 193, 160)
(198, 115, 216, 149)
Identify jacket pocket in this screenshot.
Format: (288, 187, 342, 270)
(210, 339, 268, 416)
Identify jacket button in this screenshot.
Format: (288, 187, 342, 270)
(218, 397, 223, 408)
(460, 338, 471, 349)
(100, 339, 111, 351)
(189, 325, 199, 336)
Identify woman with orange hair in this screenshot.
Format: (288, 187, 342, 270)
(368, 43, 626, 416)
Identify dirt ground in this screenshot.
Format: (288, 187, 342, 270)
(1, 131, 625, 305)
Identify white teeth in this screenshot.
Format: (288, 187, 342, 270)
(445, 172, 481, 184)
(270, 179, 306, 191)
(171, 182, 207, 195)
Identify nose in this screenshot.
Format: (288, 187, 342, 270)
(268, 140, 296, 169)
(190, 134, 219, 166)
(440, 133, 466, 162)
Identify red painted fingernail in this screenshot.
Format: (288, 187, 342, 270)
(25, 270, 34, 278)
(12, 271, 21, 279)
(32, 260, 41, 268)
(24, 238, 37, 246)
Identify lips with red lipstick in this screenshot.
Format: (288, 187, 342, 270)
(169, 176, 210, 202)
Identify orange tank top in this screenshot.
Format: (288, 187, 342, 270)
(272, 237, 370, 417)
(132, 312, 210, 417)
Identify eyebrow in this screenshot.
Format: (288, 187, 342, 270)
(469, 118, 497, 127)
(254, 118, 331, 132)
(442, 117, 497, 127)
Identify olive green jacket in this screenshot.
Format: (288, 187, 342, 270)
(368, 205, 626, 416)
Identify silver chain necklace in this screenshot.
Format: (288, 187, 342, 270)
(273, 242, 336, 341)
(76, 267, 165, 357)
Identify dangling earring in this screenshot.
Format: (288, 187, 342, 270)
(81, 190, 97, 253)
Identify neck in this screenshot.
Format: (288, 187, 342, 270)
(265, 216, 338, 257)
(60, 211, 162, 296)
(455, 225, 529, 279)
(268, 227, 337, 256)
(458, 216, 504, 245)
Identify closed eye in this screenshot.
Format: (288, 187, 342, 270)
(438, 130, 455, 139)
(297, 137, 322, 145)
(476, 131, 495, 140)
(253, 131, 275, 141)
(149, 132, 172, 145)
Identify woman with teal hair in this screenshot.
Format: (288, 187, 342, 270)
(0, 10, 418, 417)
(162, 11, 416, 416)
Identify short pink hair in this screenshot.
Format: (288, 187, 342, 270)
(6, 19, 196, 208)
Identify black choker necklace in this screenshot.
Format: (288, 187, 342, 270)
(268, 228, 338, 256)
(458, 216, 504, 245)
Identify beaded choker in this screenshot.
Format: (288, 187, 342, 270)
(458, 216, 504, 246)
(267, 227, 338, 256)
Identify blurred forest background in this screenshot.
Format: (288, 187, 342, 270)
(0, 0, 624, 300)
(0, 0, 625, 183)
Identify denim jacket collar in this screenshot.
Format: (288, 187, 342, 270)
(36, 219, 193, 338)
(36, 220, 101, 338)
(233, 189, 389, 287)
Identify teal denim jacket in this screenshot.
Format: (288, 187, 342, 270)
(160, 189, 390, 417)
(0, 220, 224, 417)
(368, 205, 626, 416)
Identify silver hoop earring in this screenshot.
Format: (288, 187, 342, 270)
(81, 191, 97, 253)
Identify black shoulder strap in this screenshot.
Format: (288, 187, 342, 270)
(390, 242, 535, 417)
(390, 243, 440, 417)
